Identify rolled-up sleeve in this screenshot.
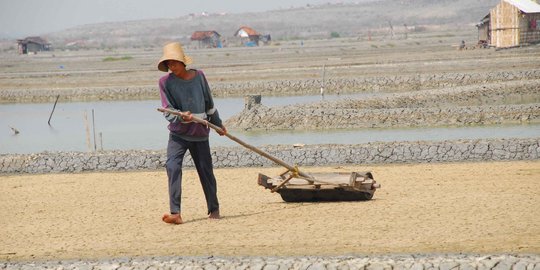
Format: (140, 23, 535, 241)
(199, 71, 223, 127)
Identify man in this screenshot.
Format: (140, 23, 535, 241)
(157, 42, 226, 224)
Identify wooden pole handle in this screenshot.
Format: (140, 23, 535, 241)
(157, 107, 314, 180)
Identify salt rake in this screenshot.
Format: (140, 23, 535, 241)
(157, 107, 380, 202)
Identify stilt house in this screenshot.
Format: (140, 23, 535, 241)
(477, 0, 540, 48)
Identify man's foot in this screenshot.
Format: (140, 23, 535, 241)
(208, 210, 220, 219)
(162, 213, 183, 224)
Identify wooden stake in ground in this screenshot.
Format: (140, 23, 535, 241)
(83, 111, 92, 152)
(320, 64, 326, 97)
(47, 95, 60, 126)
(99, 132, 103, 151)
(92, 109, 97, 151)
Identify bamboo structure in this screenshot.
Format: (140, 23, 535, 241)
(487, 0, 540, 48)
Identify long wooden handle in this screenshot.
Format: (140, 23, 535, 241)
(157, 107, 314, 180)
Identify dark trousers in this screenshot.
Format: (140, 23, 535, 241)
(166, 134, 219, 215)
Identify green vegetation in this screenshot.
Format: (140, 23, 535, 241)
(102, 56, 133, 62)
(330, 31, 340, 38)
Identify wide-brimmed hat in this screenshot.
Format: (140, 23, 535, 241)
(157, 42, 193, 72)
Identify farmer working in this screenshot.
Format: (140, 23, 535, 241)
(157, 42, 226, 224)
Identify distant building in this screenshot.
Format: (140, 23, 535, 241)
(17, 36, 51, 54)
(234, 26, 261, 46)
(477, 0, 540, 48)
(190, 31, 222, 48)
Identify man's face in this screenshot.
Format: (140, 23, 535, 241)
(167, 60, 185, 73)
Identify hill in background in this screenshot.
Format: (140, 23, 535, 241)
(8, 0, 500, 50)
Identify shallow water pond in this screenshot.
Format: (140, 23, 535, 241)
(1, 95, 539, 154)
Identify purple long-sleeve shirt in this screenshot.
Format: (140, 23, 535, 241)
(159, 69, 222, 141)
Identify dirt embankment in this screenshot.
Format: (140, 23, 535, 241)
(1, 34, 539, 104)
(226, 79, 540, 130)
(1, 69, 539, 104)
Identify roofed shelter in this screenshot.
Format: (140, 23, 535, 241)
(477, 0, 540, 48)
(190, 31, 222, 48)
(17, 36, 51, 54)
(234, 26, 261, 46)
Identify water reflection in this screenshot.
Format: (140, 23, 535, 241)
(1, 95, 539, 154)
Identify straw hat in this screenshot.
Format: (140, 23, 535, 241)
(157, 42, 193, 72)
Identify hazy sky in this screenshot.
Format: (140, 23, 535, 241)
(0, 0, 360, 38)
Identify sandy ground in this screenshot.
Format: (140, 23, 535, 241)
(1, 160, 539, 262)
